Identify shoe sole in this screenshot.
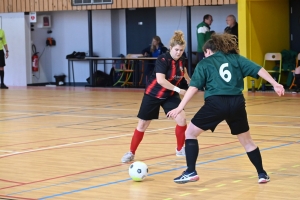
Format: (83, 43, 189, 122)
(174, 176, 199, 184)
(258, 179, 270, 184)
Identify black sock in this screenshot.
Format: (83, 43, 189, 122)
(185, 139, 199, 173)
(0, 70, 3, 84)
(247, 147, 266, 174)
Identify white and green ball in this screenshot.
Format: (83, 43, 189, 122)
(129, 161, 148, 181)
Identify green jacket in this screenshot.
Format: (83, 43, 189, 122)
(196, 22, 211, 53)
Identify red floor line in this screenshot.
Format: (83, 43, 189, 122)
(0, 194, 37, 200)
(0, 179, 24, 184)
(0, 140, 239, 191)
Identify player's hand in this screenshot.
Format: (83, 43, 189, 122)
(179, 89, 186, 96)
(273, 83, 284, 96)
(5, 52, 9, 59)
(167, 107, 183, 119)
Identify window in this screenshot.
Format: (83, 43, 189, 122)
(72, 0, 113, 6)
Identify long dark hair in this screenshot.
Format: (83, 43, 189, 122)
(202, 33, 238, 54)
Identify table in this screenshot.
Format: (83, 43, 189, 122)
(67, 57, 157, 87)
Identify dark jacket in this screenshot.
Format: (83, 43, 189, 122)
(224, 22, 238, 38)
(142, 43, 168, 57)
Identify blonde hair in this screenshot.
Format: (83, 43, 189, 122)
(169, 30, 186, 48)
(150, 36, 162, 53)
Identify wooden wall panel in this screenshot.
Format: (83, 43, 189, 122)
(127, 0, 133, 8)
(171, 0, 177, 6)
(116, 0, 122, 8)
(57, 0, 62, 11)
(187, 0, 193, 6)
(0, 0, 237, 12)
(166, 0, 171, 7)
(122, 0, 127, 9)
(143, 0, 148, 8)
(200, 0, 205, 5)
(149, 0, 154, 7)
(206, 0, 212, 5)
(133, 0, 138, 8)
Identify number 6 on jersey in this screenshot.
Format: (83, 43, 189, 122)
(219, 63, 232, 82)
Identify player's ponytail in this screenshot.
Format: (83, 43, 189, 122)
(170, 30, 186, 47)
(202, 33, 238, 54)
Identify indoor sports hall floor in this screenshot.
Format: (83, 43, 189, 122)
(0, 87, 299, 200)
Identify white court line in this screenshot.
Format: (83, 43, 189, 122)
(0, 126, 174, 158)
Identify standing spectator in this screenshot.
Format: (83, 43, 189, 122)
(0, 28, 9, 89)
(224, 15, 238, 38)
(142, 36, 168, 84)
(196, 14, 213, 62)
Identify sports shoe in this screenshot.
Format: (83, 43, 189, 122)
(174, 170, 199, 184)
(0, 84, 8, 89)
(121, 152, 134, 163)
(176, 147, 185, 156)
(258, 173, 270, 183)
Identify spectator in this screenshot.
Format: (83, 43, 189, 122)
(196, 14, 213, 62)
(142, 36, 168, 84)
(224, 15, 238, 38)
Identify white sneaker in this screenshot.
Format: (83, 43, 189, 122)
(121, 152, 134, 163)
(176, 147, 185, 156)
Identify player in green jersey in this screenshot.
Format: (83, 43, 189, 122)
(167, 33, 285, 184)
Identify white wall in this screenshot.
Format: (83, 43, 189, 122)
(0, 13, 29, 86)
(31, 10, 113, 83)
(156, 5, 238, 52)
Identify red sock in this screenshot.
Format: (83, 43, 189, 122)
(176, 124, 187, 151)
(130, 129, 145, 154)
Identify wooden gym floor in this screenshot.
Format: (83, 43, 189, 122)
(0, 87, 299, 200)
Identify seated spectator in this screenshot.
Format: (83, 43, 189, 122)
(142, 36, 168, 84)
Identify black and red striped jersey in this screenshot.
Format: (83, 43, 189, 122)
(145, 52, 185, 99)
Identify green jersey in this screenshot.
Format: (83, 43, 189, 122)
(0, 29, 7, 50)
(190, 51, 262, 99)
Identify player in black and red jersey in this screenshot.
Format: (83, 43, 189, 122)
(121, 31, 191, 163)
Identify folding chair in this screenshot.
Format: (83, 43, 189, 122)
(258, 53, 282, 90)
(289, 53, 300, 89)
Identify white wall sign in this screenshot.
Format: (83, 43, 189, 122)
(30, 12, 37, 23)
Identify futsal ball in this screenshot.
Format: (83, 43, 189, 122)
(129, 161, 148, 181)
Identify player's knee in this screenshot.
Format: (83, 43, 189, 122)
(137, 120, 150, 132)
(175, 112, 186, 126)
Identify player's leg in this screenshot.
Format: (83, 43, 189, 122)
(162, 94, 187, 156)
(173, 96, 224, 184)
(237, 131, 269, 183)
(121, 94, 161, 163)
(227, 95, 269, 183)
(0, 50, 8, 89)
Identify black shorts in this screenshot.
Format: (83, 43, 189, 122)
(0, 50, 5, 67)
(191, 95, 249, 135)
(137, 93, 181, 120)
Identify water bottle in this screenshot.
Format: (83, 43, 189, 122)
(251, 80, 255, 92)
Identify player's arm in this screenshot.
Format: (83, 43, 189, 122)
(167, 86, 198, 118)
(257, 68, 284, 96)
(156, 73, 186, 95)
(183, 67, 191, 85)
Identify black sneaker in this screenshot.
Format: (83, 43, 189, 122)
(0, 84, 8, 89)
(174, 170, 199, 184)
(258, 173, 270, 183)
